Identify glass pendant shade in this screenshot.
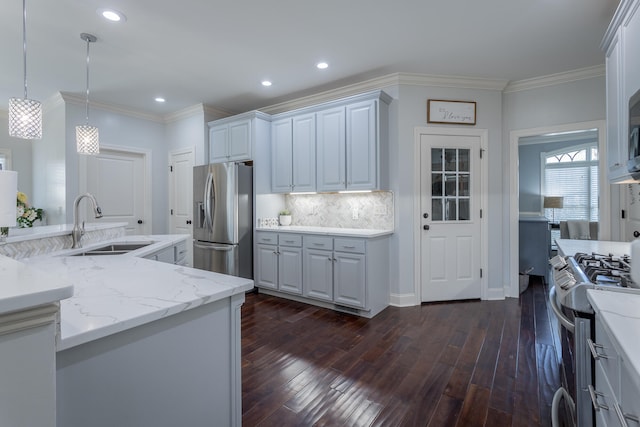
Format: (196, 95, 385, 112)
(76, 125, 99, 155)
(76, 33, 99, 155)
(9, 98, 42, 139)
(9, 0, 42, 140)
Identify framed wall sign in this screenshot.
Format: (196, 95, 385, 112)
(427, 99, 476, 125)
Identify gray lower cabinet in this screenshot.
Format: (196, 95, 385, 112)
(143, 239, 188, 265)
(256, 230, 390, 317)
(255, 232, 303, 295)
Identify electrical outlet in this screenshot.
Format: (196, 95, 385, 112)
(352, 208, 359, 220)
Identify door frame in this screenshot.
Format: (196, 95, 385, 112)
(508, 120, 609, 298)
(168, 146, 195, 235)
(78, 144, 153, 235)
(413, 126, 489, 302)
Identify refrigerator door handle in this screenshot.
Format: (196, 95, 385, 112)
(194, 242, 234, 252)
(204, 171, 214, 231)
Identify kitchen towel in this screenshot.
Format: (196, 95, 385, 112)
(567, 220, 591, 240)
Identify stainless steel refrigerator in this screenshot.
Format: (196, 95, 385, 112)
(193, 162, 253, 279)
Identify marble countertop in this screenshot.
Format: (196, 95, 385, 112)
(587, 289, 640, 394)
(24, 234, 253, 351)
(256, 225, 393, 238)
(556, 239, 631, 258)
(3, 222, 127, 243)
(0, 256, 73, 314)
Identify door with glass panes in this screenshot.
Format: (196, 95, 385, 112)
(420, 133, 482, 302)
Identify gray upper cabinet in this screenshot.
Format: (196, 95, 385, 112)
(273, 90, 390, 193)
(208, 111, 271, 164)
(346, 99, 377, 191)
(316, 106, 346, 191)
(271, 113, 316, 193)
(271, 118, 293, 192)
(602, 0, 640, 182)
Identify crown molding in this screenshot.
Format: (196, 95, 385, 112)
(259, 72, 508, 115)
(59, 92, 164, 123)
(163, 103, 205, 123)
(203, 104, 235, 121)
(503, 65, 605, 93)
(395, 72, 509, 91)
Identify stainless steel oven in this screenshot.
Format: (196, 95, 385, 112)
(548, 252, 640, 427)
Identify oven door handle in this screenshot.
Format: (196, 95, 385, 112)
(549, 286, 575, 334)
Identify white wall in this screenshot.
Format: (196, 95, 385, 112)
(502, 75, 607, 289)
(166, 104, 207, 166)
(0, 111, 34, 199)
(389, 84, 504, 303)
(64, 100, 167, 233)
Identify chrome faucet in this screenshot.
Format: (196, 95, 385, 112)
(72, 193, 103, 248)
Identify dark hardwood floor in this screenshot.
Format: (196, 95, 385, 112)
(241, 277, 561, 426)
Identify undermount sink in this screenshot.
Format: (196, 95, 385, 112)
(71, 242, 153, 256)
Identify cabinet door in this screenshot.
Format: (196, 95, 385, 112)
(228, 119, 252, 161)
(317, 106, 346, 192)
(292, 113, 316, 192)
(303, 248, 333, 301)
(271, 118, 293, 193)
(278, 246, 303, 295)
(333, 251, 366, 308)
(256, 244, 278, 289)
(346, 99, 377, 190)
(606, 29, 626, 181)
(209, 125, 229, 163)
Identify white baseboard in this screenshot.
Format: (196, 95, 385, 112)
(485, 287, 507, 300)
(389, 293, 418, 307)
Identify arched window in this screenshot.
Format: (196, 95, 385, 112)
(543, 142, 598, 222)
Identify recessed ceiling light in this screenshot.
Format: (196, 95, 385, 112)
(316, 62, 329, 70)
(261, 80, 272, 87)
(97, 8, 127, 22)
(155, 97, 165, 103)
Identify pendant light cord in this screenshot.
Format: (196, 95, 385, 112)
(85, 36, 90, 124)
(22, 0, 28, 99)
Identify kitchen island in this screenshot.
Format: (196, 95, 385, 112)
(556, 238, 630, 258)
(18, 233, 252, 427)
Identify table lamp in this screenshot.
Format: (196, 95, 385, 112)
(543, 196, 564, 223)
(0, 170, 17, 242)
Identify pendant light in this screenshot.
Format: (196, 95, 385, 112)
(8, 0, 42, 140)
(76, 33, 99, 155)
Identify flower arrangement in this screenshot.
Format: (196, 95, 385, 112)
(16, 191, 43, 228)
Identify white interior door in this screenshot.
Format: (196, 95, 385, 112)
(169, 149, 194, 236)
(81, 147, 149, 235)
(420, 133, 482, 302)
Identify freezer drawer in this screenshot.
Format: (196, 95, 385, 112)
(193, 241, 252, 279)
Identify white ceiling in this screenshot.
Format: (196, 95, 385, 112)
(0, 0, 620, 118)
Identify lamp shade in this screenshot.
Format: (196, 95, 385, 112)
(8, 97, 42, 140)
(543, 196, 564, 209)
(0, 170, 17, 227)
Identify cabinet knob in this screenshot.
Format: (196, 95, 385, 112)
(137, 219, 143, 224)
(186, 220, 192, 225)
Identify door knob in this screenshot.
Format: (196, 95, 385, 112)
(634, 230, 640, 238)
(423, 213, 429, 218)
(137, 219, 143, 224)
(186, 220, 192, 225)
(423, 225, 430, 230)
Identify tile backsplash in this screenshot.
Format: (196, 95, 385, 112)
(284, 191, 394, 229)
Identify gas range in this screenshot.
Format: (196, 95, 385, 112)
(550, 252, 640, 313)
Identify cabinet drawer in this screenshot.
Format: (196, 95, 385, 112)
(278, 234, 302, 247)
(594, 320, 620, 393)
(175, 240, 188, 262)
(334, 238, 365, 254)
(256, 232, 278, 245)
(304, 235, 333, 250)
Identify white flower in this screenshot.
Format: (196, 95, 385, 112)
(17, 206, 24, 217)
